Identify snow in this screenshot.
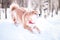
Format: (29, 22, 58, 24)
(0, 9, 60, 40)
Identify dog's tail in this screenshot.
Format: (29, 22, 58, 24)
(10, 3, 19, 11)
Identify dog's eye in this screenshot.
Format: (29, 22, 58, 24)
(34, 12, 36, 14)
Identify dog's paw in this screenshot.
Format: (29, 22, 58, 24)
(32, 28, 40, 34)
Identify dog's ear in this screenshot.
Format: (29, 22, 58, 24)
(32, 10, 37, 14)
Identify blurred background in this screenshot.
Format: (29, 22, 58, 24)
(0, 0, 60, 20)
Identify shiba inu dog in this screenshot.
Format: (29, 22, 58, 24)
(10, 3, 40, 33)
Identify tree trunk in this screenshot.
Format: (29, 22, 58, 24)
(5, 7, 7, 19)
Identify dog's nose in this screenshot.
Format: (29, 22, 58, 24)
(35, 14, 41, 18)
(39, 14, 41, 16)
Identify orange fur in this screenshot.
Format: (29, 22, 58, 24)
(10, 3, 40, 33)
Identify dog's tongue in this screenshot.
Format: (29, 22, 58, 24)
(29, 20, 34, 24)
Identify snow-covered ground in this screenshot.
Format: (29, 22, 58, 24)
(0, 9, 60, 40)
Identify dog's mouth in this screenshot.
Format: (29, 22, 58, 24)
(29, 20, 35, 24)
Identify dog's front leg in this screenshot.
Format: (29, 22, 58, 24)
(24, 24, 33, 33)
(33, 26, 40, 33)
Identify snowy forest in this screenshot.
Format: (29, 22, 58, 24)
(0, 0, 60, 19)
